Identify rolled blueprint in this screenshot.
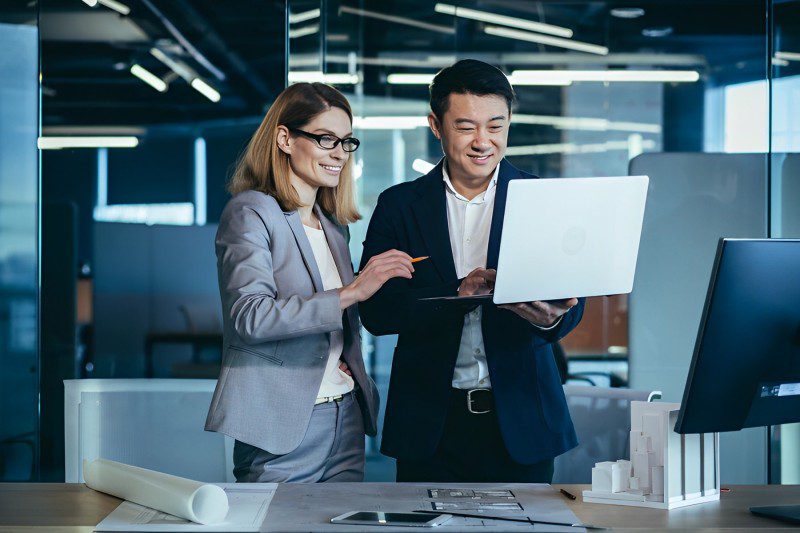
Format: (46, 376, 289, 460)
(83, 458, 229, 524)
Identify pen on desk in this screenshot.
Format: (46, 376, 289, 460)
(354, 256, 429, 276)
(560, 488, 577, 500)
(413, 509, 606, 530)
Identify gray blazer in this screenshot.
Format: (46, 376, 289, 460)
(205, 190, 379, 454)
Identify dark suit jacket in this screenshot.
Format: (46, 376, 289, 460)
(358, 159, 585, 465)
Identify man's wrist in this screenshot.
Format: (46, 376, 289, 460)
(531, 314, 564, 331)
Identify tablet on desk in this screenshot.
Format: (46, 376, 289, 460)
(330, 511, 452, 527)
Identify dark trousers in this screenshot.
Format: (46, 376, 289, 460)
(395, 389, 554, 483)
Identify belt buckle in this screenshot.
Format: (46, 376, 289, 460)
(467, 388, 491, 414)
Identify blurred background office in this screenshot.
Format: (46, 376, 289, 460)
(0, 0, 798, 485)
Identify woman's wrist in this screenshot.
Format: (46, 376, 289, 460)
(338, 284, 360, 309)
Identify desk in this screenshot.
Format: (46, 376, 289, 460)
(1, 484, 799, 532)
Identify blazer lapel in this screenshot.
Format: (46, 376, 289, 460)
(284, 211, 324, 292)
(316, 205, 354, 285)
(411, 161, 458, 282)
(316, 206, 358, 345)
(486, 159, 519, 269)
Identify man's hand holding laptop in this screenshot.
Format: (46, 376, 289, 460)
(499, 298, 578, 328)
(459, 267, 578, 328)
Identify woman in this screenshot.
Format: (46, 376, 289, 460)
(205, 82, 414, 483)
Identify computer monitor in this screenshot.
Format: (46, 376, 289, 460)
(675, 238, 800, 524)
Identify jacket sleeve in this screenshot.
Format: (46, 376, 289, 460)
(502, 297, 586, 344)
(217, 201, 343, 345)
(357, 192, 464, 336)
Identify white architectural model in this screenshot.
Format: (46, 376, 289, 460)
(582, 401, 720, 509)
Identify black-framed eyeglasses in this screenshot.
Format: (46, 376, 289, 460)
(289, 128, 360, 152)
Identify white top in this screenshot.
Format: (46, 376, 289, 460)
(443, 162, 499, 389)
(303, 224, 355, 399)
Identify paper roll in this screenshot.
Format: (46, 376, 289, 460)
(83, 458, 229, 525)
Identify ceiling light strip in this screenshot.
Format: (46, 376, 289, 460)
(485, 25, 609, 56)
(38, 136, 140, 149)
(130, 64, 167, 92)
(339, 6, 455, 35)
(511, 69, 700, 83)
(434, 3, 572, 38)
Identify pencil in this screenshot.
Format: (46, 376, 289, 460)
(354, 256, 428, 276)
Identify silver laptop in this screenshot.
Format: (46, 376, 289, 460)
(421, 175, 649, 305)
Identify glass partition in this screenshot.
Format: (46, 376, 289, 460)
(770, 0, 800, 485)
(0, 2, 39, 481)
(288, 0, 773, 480)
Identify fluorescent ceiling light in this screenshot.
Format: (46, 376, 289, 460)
(511, 69, 700, 83)
(610, 7, 645, 19)
(97, 0, 130, 15)
(775, 51, 800, 62)
(130, 64, 167, 92)
(387, 72, 569, 86)
(507, 74, 571, 86)
(289, 8, 321, 24)
(150, 47, 194, 81)
(435, 3, 572, 38)
(386, 73, 435, 85)
(288, 71, 361, 84)
(486, 25, 609, 55)
(513, 114, 661, 134)
(191, 78, 221, 102)
(289, 24, 319, 39)
(773, 57, 790, 67)
(93, 203, 195, 226)
(81, 0, 98, 6)
(38, 136, 139, 149)
(413, 159, 436, 174)
(353, 116, 429, 130)
(339, 6, 455, 35)
(506, 139, 656, 156)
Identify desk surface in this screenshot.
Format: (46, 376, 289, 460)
(1, 483, 798, 532)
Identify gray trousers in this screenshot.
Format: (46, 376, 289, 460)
(233, 391, 365, 483)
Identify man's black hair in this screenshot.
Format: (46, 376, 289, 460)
(429, 59, 516, 122)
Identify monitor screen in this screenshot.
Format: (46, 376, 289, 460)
(676, 239, 800, 434)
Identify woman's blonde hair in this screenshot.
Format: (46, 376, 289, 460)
(228, 82, 360, 225)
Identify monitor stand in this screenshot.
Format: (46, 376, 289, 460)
(750, 505, 800, 525)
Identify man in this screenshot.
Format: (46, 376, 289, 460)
(358, 59, 585, 482)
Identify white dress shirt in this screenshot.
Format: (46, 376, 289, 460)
(303, 224, 355, 399)
(444, 162, 499, 390)
(443, 162, 563, 390)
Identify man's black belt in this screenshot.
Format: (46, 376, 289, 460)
(451, 387, 494, 414)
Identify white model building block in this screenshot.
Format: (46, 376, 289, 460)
(592, 467, 612, 493)
(617, 459, 632, 478)
(637, 434, 652, 453)
(591, 462, 621, 493)
(642, 413, 664, 463)
(651, 466, 665, 496)
(612, 464, 627, 493)
(632, 451, 651, 491)
(630, 430, 641, 453)
(629, 476, 640, 490)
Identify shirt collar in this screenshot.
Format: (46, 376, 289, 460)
(442, 159, 500, 202)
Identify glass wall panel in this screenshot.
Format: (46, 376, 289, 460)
(0, 4, 39, 481)
(289, 0, 772, 481)
(770, 0, 800, 485)
(37, 0, 284, 480)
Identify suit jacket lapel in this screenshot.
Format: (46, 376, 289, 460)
(284, 211, 324, 292)
(316, 205, 358, 340)
(411, 160, 458, 282)
(316, 205, 354, 285)
(487, 159, 518, 269)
